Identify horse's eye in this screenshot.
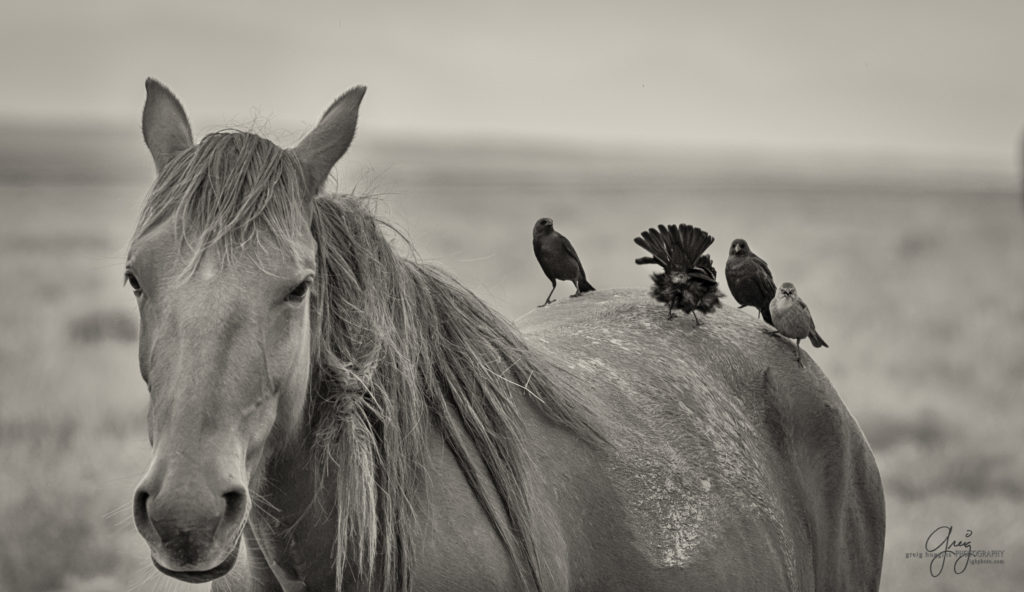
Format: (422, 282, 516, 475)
(124, 271, 142, 296)
(285, 279, 312, 303)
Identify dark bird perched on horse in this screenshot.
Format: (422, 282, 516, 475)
(532, 217, 595, 307)
(634, 224, 723, 324)
(769, 282, 829, 365)
(726, 238, 777, 326)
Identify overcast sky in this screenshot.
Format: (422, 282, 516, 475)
(3, 1, 1023, 165)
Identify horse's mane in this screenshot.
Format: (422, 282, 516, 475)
(308, 194, 600, 591)
(131, 130, 601, 592)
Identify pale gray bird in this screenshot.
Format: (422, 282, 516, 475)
(768, 282, 827, 365)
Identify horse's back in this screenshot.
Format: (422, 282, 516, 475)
(518, 289, 884, 591)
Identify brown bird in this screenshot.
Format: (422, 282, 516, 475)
(634, 223, 723, 324)
(532, 218, 596, 307)
(768, 282, 828, 365)
(725, 238, 776, 326)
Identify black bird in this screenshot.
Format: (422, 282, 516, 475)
(532, 217, 596, 307)
(768, 282, 828, 366)
(634, 224, 723, 324)
(725, 238, 776, 326)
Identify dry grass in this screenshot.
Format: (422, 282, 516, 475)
(1, 136, 1022, 591)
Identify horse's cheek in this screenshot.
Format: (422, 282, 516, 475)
(266, 307, 312, 436)
(136, 305, 157, 385)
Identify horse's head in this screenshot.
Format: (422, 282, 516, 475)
(128, 79, 364, 582)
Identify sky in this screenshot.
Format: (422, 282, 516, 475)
(3, 0, 1024, 166)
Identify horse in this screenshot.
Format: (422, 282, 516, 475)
(127, 79, 885, 591)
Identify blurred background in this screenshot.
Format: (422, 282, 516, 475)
(2, 1, 1022, 590)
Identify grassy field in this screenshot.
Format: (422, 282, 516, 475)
(1, 128, 1022, 591)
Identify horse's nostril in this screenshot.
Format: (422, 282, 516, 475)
(133, 488, 151, 526)
(222, 488, 248, 526)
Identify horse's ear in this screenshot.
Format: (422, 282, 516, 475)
(142, 78, 194, 174)
(290, 86, 367, 195)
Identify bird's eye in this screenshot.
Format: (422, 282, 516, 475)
(124, 271, 142, 296)
(285, 278, 313, 303)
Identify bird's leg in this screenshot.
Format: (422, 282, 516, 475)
(665, 303, 675, 319)
(692, 311, 701, 326)
(539, 282, 557, 307)
(570, 281, 582, 298)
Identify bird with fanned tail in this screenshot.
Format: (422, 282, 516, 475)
(634, 223, 723, 324)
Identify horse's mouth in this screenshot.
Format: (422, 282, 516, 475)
(152, 540, 240, 583)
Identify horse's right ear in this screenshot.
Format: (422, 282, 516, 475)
(290, 86, 367, 195)
(142, 78, 194, 174)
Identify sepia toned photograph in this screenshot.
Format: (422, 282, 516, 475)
(1, 1, 1021, 591)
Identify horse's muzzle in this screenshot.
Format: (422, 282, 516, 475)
(133, 466, 249, 580)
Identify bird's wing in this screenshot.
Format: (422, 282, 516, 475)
(557, 233, 584, 267)
(752, 263, 776, 299)
(687, 254, 718, 283)
(797, 298, 816, 329)
(751, 254, 774, 280)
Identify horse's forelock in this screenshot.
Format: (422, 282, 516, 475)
(131, 131, 312, 276)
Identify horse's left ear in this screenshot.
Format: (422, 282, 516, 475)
(290, 86, 367, 195)
(142, 78, 194, 174)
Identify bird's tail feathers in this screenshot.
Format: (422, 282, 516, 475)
(578, 278, 596, 293)
(634, 227, 672, 269)
(760, 305, 774, 327)
(809, 330, 828, 348)
(634, 224, 715, 272)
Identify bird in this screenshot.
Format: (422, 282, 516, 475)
(634, 223, 723, 324)
(768, 282, 828, 365)
(532, 217, 596, 307)
(725, 238, 776, 326)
